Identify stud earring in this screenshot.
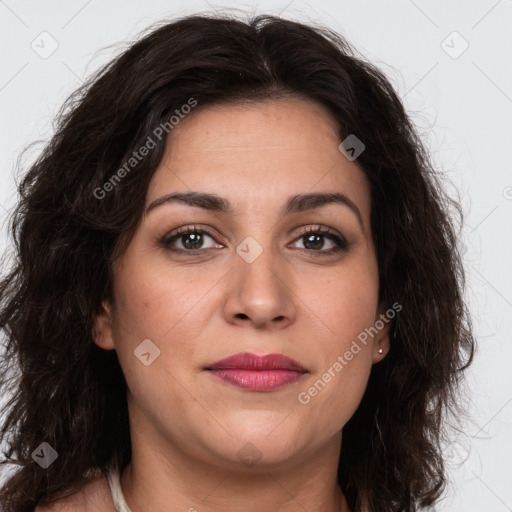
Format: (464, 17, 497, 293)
(378, 348, 384, 354)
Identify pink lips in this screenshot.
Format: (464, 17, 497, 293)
(205, 352, 308, 391)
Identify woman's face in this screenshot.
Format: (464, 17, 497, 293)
(94, 96, 389, 472)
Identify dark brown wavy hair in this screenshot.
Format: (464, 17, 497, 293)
(0, 12, 475, 512)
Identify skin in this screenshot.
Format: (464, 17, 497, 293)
(90, 96, 390, 512)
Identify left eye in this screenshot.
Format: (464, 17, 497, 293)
(291, 230, 346, 253)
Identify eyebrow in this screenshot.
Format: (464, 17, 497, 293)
(145, 191, 364, 229)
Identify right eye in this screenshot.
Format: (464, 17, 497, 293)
(160, 226, 224, 254)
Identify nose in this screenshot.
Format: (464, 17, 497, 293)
(223, 245, 297, 330)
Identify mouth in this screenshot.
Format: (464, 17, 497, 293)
(204, 352, 308, 392)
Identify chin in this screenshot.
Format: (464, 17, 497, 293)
(209, 427, 306, 469)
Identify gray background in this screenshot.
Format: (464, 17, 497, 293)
(1, 1, 511, 510)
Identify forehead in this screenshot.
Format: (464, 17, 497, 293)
(146, 97, 371, 227)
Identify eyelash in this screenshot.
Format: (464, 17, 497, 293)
(160, 225, 349, 257)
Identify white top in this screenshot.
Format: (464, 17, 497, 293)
(106, 464, 134, 512)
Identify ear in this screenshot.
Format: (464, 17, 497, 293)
(372, 303, 392, 363)
(92, 299, 116, 350)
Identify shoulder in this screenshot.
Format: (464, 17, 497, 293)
(34, 470, 114, 512)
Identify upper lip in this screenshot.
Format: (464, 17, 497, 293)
(205, 352, 307, 372)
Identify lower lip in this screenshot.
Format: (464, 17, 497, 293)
(207, 369, 306, 391)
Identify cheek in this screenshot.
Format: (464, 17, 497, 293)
(302, 260, 379, 346)
(109, 263, 207, 424)
(292, 259, 378, 423)
(110, 254, 218, 375)
(297, 342, 373, 435)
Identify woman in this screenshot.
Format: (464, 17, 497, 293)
(0, 13, 475, 512)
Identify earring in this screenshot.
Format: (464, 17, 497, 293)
(378, 348, 383, 354)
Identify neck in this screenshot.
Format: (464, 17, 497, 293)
(120, 462, 349, 512)
(119, 403, 350, 512)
